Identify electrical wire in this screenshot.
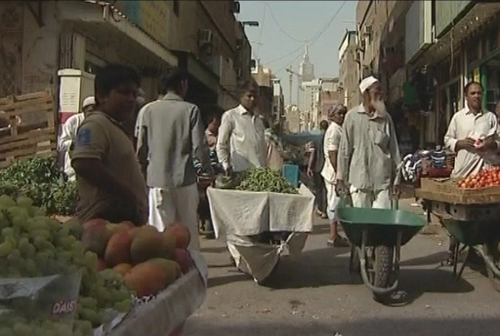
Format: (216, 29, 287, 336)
(263, 1, 347, 66)
(265, 2, 308, 43)
(255, 2, 267, 58)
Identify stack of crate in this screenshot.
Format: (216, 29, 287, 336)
(0, 91, 57, 168)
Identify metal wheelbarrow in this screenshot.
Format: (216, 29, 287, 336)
(434, 203, 500, 292)
(337, 196, 425, 302)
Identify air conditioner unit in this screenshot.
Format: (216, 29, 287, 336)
(198, 29, 213, 46)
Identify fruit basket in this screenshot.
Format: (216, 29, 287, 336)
(107, 268, 205, 336)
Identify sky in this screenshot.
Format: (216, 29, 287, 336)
(237, 1, 356, 105)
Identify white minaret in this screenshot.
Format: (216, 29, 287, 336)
(299, 44, 315, 82)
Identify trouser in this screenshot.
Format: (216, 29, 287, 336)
(324, 180, 339, 220)
(313, 172, 327, 214)
(349, 186, 391, 209)
(148, 184, 200, 250)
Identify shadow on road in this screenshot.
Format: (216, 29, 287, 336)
(310, 223, 330, 235)
(184, 317, 500, 336)
(380, 268, 475, 307)
(207, 272, 252, 288)
(400, 251, 449, 266)
(263, 247, 361, 289)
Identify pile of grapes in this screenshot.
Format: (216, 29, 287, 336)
(0, 194, 133, 336)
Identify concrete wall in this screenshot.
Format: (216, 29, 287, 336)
(0, 1, 61, 96)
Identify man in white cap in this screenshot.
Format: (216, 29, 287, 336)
(336, 76, 401, 209)
(58, 96, 95, 181)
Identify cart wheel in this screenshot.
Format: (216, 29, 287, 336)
(349, 245, 360, 274)
(374, 245, 394, 288)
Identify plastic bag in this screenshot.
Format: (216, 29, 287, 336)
(0, 271, 81, 335)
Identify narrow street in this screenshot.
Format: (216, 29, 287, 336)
(186, 199, 500, 336)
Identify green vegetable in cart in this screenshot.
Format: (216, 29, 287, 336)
(235, 167, 298, 194)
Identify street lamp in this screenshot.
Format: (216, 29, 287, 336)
(242, 21, 259, 27)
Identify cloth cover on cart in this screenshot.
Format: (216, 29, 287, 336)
(207, 184, 315, 282)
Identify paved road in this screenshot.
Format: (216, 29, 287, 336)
(184, 200, 500, 336)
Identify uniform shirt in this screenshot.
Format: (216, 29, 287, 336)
(71, 111, 147, 224)
(58, 113, 85, 179)
(136, 93, 210, 188)
(321, 121, 342, 184)
(337, 104, 401, 191)
(217, 104, 266, 172)
(444, 107, 499, 177)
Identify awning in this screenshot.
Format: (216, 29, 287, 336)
(413, 2, 500, 69)
(59, 1, 178, 68)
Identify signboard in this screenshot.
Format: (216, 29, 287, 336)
(435, 0, 472, 38)
(114, 1, 169, 47)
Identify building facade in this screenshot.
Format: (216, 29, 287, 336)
(251, 62, 273, 123)
(0, 0, 251, 126)
(338, 30, 360, 109)
(272, 79, 285, 129)
(354, 0, 500, 151)
(319, 78, 343, 121)
(284, 104, 300, 133)
(299, 79, 321, 130)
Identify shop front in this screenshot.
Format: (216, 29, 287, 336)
(175, 51, 221, 123)
(466, 19, 500, 112)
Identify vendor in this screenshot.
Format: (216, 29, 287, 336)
(444, 82, 499, 177)
(443, 81, 499, 263)
(71, 64, 148, 225)
(217, 81, 266, 175)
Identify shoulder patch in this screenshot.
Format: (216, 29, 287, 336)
(76, 127, 92, 146)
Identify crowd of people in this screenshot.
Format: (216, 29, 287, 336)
(57, 62, 500, 269)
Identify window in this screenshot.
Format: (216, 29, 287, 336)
(173, 0, 179, 16)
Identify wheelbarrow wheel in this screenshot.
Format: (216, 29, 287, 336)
(374, 245, 393, 288)
(349, 245, 360, 274)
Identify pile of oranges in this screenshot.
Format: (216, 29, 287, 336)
(457, 167, 500, 189)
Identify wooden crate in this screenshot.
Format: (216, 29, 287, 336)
(417, 178, 500, 205)
(0, 91, 57, 168)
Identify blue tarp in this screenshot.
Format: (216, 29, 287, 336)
(279, 131, 323, 146)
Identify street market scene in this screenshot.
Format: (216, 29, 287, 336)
(1, 0, 500, 335)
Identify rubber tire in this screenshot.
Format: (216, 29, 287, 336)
(349, 245, 361, 274)
(374, 245, 394, 288)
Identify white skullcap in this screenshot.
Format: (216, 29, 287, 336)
(82, 96, 95, 108)
(359, 76, 379, 94)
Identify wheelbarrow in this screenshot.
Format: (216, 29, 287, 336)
(428, 201, 500, 292)
(337, 197, 425, 301)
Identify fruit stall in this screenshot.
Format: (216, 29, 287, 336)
(207, 167, 315, 284)
(415, 167, 500, 290)
(0, 158, 206, 336)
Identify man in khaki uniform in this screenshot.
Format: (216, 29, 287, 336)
(71, 64, 147, 225)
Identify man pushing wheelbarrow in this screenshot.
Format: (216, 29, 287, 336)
(335, 76, 425, 302)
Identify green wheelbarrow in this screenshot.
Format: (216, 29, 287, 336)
(337, 197, 425, 301)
